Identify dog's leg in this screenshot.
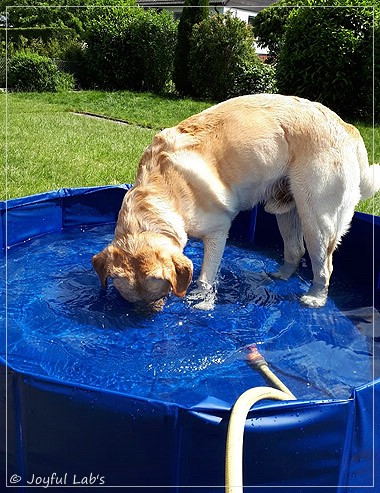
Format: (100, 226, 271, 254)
(272, 208, 305, 280)
(299, 223, 337, 308)
(198, 231, 228, 287)
(187, 231, 228, 309)
(295, 170, 357, 308)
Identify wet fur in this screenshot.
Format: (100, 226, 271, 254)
(93, 94, 380, 308)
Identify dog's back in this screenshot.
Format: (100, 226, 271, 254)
(139, 94, 377, 216)
(96, 94, 379, 309)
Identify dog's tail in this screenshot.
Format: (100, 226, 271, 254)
(359, 163, 380, 200)
(355, 129, 380, 200)
(360, 164, 380, 199)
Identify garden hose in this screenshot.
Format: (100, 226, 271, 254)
(225, 386, 296, 493)
(225, 345, 296, 493)
(245, 344, 296, 399)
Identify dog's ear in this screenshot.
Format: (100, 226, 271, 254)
(92, 249, 111, 289)
(169, 253, 193, 297)
(92, 245, 125, 289)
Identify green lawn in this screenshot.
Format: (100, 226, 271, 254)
(1, 91, 211, 200)
(4, 94, 156, 198)
(1, 90, 379, 215)
(8, 90, 212, 130)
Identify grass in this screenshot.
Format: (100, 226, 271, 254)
(3, 94, 155, 198)
(345, 121, 380, 216)
(8, 90, 212, 129)
(1, 90, 379, 215)
(1, 91, 211, 200)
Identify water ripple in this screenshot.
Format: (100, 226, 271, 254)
(1, 224, 376, 406)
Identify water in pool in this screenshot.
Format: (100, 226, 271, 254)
(1, 224, 377, 407)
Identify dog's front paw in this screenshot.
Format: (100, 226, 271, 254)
(187, 281, 216, 310)
(270, 262, 297, 281)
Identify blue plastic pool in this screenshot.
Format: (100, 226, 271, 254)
(1, 185, 379, 492)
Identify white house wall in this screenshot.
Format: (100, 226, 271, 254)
(222, 7, 253, 23)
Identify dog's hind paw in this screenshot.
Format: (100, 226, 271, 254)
(271, 270, 290, 281)
(300, 284, 328, 307)
(300, 282, 328, 308)
(300, 294, 327, 308)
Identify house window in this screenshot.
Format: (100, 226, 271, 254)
(248, 15, 256, 26)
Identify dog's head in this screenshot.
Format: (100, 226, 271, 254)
(92, 233, 193, 306)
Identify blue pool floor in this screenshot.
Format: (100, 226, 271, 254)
(1, 223, 378, 407)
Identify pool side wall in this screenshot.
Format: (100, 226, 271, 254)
(1, 185, 379, 491)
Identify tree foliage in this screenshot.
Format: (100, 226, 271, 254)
(276, 5, 374, 118)
(1, 0, 136, 35)
(251, 0, 313, 61)
(173, 0, 209, 96)
(252, 0, 378, 120)
(252, 0, 378, 60)
(189, 12, 270, 101)
(85, 7, 177, 92)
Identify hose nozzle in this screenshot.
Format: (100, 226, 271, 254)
(245, 344, 296, 399)
(246, 344, 267, 368)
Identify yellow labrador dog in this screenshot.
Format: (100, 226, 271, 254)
(93, 94, 380, 308)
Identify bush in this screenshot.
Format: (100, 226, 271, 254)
(0, 27, 83, 71)
(276, 6, 374, 119)
(128, 9, 178, 92)
(59, 41, 88, 89)
(7, 51, 75, 92)
(84, 7, 177, 92)
(55, 70, 76, 92)
(189, 13, 263, 101)
(250, 0, 313, 62)
(84, 8, 133, 90)
(0, 27, 78, 49)
(228, 62, 277, 99)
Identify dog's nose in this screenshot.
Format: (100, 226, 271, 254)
(134, 298, 165, 313)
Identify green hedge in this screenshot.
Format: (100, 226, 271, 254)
(7, 52, 75, 92)
(0, 27, 77, 45)
(189, 13, 276, 101)
(84, 7, 177, 92)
